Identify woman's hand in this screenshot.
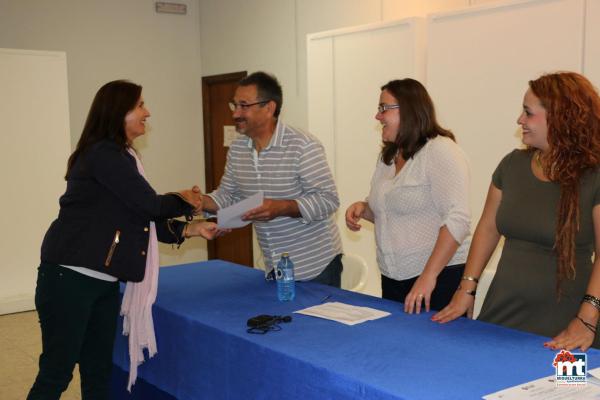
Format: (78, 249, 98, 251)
(178, 185, 203, 213)
(544, 317, 595, 352)
(345, 202, 366, 231)
(431, 289, 474, 323)
(186, 221, 229, 240)
(404, 273, 436, 314)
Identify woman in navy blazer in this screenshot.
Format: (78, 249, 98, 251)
(28, 80, 218, 399)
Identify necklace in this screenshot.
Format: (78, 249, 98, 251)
(534, 150, 543, 169)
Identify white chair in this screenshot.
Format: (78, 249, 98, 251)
(341, 254, 369, 293)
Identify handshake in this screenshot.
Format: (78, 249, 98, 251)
(175, 185, 205, 215)
(173, 185, 230, 240)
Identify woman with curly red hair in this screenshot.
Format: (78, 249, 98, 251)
(433, 72, 600, 351)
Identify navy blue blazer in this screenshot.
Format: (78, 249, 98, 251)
(41, 140, 193, 282)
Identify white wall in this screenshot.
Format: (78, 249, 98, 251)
(427, 0, 589, 314)
(304, 0, 600, 302)
(200, 0, 376, 129)
(0, 49, 71, 314)
(0, 0, 208, 276)
(199, 0, 477, 131)
(585, 0, 600, 85)
(307, 18, 426, 296)
(428, 0, 585, 224)
(199, 0, 478, 271)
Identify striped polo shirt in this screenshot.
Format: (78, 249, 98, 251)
(208, 121, 342, 280)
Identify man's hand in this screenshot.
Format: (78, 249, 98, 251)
(177, 185, 203, 214)
(242, 199, 299, 221)
(201, 194, 219, 213)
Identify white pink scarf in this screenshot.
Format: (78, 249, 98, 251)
(120, 148, 160, 391)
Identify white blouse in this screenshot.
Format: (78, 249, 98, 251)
(368, 136, 471, 280)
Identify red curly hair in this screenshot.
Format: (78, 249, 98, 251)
(529, 72, 600, 296)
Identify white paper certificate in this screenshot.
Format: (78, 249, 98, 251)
(294, 302, 390, 325)
(217, 191, 264, 229)
(483, 368, 600, 399)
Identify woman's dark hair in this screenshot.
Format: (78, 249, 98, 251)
(239, 71, 283, 118)
(528, 72, 600, 296)
(66, 80, 142, 177)
(380, 78, 454, 165)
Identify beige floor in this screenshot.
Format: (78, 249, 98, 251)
(0, 311, 81, 400)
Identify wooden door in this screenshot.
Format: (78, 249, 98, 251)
(202, 71, 254, 267)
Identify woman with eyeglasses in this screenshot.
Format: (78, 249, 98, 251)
(433, 72, 600, 351)
(28, 80, 224, 399)
(345, 78, 471, 314)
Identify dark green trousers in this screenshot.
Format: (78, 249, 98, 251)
(27, 263, 120, 400)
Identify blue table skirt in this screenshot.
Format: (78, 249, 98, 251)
(111, 260, 600, 399)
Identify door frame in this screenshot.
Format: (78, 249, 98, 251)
(202, 71, 247, 192)
(202, 71, 248, 261)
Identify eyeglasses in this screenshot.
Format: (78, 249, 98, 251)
(377, 104, 400, 113)
(228, 100, 269, 112)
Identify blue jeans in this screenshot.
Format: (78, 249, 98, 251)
(310, 254, 343, 288)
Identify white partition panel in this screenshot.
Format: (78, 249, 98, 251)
(427, 0, 584, 310)
(428, 0, 583, 225)
(308, 19, 425, 296)
(0, 49, 71, 314)
(307, 37, 336, 169)
(584, 0, 600, 88)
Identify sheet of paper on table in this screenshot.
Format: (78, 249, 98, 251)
(217, 191, 264, 229)
(483, 367, 600, 399)
(294, 301, 390, 325)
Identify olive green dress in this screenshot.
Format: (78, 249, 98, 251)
(478, 149, 600, 345)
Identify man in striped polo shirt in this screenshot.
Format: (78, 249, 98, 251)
(202, 71, 344, 286)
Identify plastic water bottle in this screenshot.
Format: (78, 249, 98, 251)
(276, 253, 295, 301)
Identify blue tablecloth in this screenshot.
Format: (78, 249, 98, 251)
(111, 260, 600, 399)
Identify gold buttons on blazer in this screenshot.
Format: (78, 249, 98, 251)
(141, 250, 146, 256)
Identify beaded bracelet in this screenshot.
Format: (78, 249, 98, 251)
(458, 285, 476, 296)
(582, 294, 600, 311)
(461, 275, 479, 284)
(576, 315, 597, 334)
(182, 222, 191, 239)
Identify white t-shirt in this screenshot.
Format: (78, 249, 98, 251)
(60, 265, 118, 282)
(368, 135, 471, 280)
